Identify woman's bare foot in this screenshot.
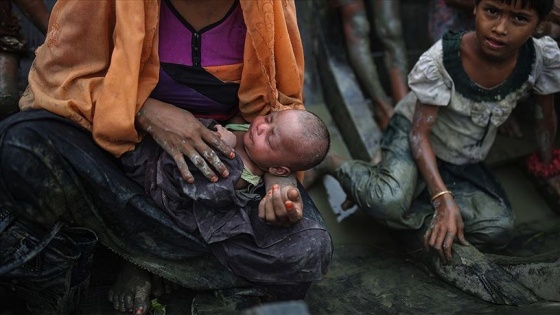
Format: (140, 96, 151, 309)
(151, 274, 179, 298)
(108, 261, 152, 315)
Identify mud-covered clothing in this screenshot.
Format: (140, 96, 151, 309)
(336, 31, 560, 246)
(0, 1, 27, 54)
(336, 115, 514, 248)
(396, 32, 560, 165)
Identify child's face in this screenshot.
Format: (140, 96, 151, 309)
(243, 110, 301, 171)
(474, 0, 540, 60)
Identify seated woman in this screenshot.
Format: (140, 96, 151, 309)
(0, 1, 332, 314)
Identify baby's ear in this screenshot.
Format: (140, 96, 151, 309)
(268, 166, 291, 177)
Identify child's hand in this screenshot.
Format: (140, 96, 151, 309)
(214, 125, 237, 148)
(424, 194, 469, 262)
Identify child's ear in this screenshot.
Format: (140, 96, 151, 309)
(268, 166, 291, 177)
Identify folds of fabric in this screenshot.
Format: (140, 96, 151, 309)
(19, 0, 305, 157)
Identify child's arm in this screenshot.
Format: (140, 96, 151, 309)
(534, 94, 557, 163)
(410, 102, 469, 262)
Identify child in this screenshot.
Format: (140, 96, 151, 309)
(311, 0, 559, 304)
(212, 109, 331, 191)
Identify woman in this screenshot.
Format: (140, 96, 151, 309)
(0, 1, 332, 314)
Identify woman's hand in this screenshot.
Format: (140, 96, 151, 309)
(424, 194, 469, 262)
(136, 99, 235, 183)
(259, 173, 303, 227)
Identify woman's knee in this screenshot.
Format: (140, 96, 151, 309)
(1, 125, 71, 224)
(282, 228, 333, 279)
(1, 124, 51, 177)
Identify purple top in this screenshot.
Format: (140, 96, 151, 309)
(150, 0, 246, 120)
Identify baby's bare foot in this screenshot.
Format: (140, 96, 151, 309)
(108, 261, 151, 315)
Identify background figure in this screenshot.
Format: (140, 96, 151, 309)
(428, 0, 475, 43)
(0, 0, 49, 120)
(335, 0, 409, 130)
(535, 0, 560, 43)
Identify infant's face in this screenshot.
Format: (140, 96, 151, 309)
(243, 110, 301, 170)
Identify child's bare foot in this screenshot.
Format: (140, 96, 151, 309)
(303, 154, 348, 190)
(108, 261, 151, 315)
(302, 163, 327, 190)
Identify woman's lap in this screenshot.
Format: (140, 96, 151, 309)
(0, 110, 332, 289)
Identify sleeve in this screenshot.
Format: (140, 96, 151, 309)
(407, 43, 451, 106)
(20, 0, 160, 157)
(533, 36, 560, 95)
(238, 0, 305, 122)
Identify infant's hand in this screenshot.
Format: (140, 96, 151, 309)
(215, 125, 237, 148)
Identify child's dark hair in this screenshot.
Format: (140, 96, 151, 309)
(474, 0, 554, 21)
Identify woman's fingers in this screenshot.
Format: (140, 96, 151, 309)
(174, 154, 194, 183)
(177, 138, 231, 183)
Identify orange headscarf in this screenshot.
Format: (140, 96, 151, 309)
(20, 0, 305, 157)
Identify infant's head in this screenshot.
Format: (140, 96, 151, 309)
(244, 109, 330, 176)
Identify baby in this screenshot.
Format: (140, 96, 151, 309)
(120, 109, 330, 235)
(213, 109, 331, 190)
